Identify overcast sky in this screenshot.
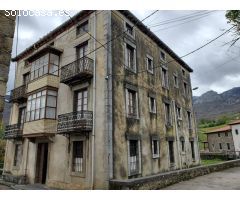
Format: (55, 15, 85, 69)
(7, 10, 239, 96)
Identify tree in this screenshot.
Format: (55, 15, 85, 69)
(226, 10, 240, 46)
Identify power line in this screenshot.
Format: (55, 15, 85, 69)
(151, 12, 218, 32)
(146, 10, 207, 26)
(148, 11, 216, 28)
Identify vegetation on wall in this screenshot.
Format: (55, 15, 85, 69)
(0, 125, 5, 163)
(226, 10, 240, 46)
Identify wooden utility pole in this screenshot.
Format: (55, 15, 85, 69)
(0, 11, 15, 127)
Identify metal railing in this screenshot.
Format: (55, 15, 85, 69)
(4, 123, 23, 139)
(11, 85, 27, 102)
(57, 111, 93, 134)
(60, 57, 93, 84)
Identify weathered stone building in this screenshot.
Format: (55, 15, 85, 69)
(206, 120, 240, 154)
(3, 10, 200, 189)
(0, 11, 15, 126)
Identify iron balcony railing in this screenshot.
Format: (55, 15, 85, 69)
(11, 85, 27, 103)
(57, 111, 93, 134)
(4, 123, 23, 139)
(60, 57, 94, 85)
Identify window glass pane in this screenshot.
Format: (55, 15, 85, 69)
(31, 110, 35, 120)
(49, 64, 58, 75)
(48, 90, 57, 96)
(50, 54, 59, 65)
(40, 96, 46, 108)
(36, 97, 40, 109)
(46, 107, 56, 119)
(40, 108, 45, 119)
(44, 54, 49, 64)
(26, 112, 30, 122)
(42, 90, 47, 96)
(43, 65, 48, 74)
(47, 96, 56, 107)
(35, 109, 40, 120)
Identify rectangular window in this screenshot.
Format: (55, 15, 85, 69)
(126, 44, 135, 71)
(183, 82, 188, 96)
(218, 133, 221, 137)
(13, 144, 22, 167)
(74, 89, 88, 111)
(72, 141, 84, 173)
(236, 129, 239, 135)
(30, 53, 59, 81)
(176, 106, 182, 120)
(126, 89, 138, 118)
(26, 89, 57, 122)
(129, 140, 140, 175)
(227, 143, 230, 150)
(146, 56, 153, 74)
(152, 139, 160, 158)
(168, 141, 175, 164)
(161, 67, 168, 88)
(164, 102, 171, 126)
(187, 111, 192, 129)
(225, 132, 228, 137)
(182, 69, 186, 76)
(160, 51, 166, 62)
(191, 141, 195, 160)
(126, 22, 133, 36)
(23, 72, 30, 85)
(149, 96, 156, 113)
(219, 143, 222, 150)
(77, 42, 88, 59)
(18, 107, 26, 125)
(173, 74, 178, 88)
(181, 140, 185, 152)
(76, 21, 89, 36)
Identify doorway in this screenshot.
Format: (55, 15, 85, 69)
(35, 143, 48, 184)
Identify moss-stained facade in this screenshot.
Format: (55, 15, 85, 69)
(3, 10, 200, 189)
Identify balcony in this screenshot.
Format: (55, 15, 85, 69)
(4, 124, 23, 139)
(60, 57, 94, 85)
(11, 85, 27, 103)
(57, 111, 93, 134)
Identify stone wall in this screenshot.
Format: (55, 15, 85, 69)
(0, 11, 15, 123)
(110, 159, 240, 189)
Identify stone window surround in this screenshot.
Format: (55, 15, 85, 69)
(76, 18, 89, 37)
(173, 72, 179, 88)
(124, 38, 137, 73)
(124, 19, 135, 39)
(125, 83, 139, 119)
(151, 135, 160, 159)
(162, 97, 172, 126)
(161, 65, 169, 89)
(146, 54, 154, 74)
(126, 134, 141, 177)
(70, 136, 87, 178)
(148, 92, 156, 114)
(12, 142, 23, 170)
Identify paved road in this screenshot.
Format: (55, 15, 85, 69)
(0, 184, 11, 190)
(164, 167, 240, 190)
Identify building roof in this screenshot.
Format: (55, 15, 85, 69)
(205, 125, 231, 134)
(228, 119, 240, 125)
(12, 10, 193, 72)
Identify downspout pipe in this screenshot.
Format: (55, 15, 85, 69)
(91, 11, 96, 190)
(173, 100, 182, 169)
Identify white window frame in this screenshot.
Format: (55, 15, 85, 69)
(160, 51, 166, 62)
(176, 106, 182, 120)
(125, 88, 139, 119)
(146, 54, 154, 74)
(124, 21, 135, 39)
(149, 96, 156, 114)
(161, 66, 169, 89)
(173, 73, 179, 88)
(127, 139, 141, 176)
(164, 102, 172, 126)
(152, 139, 160, 158)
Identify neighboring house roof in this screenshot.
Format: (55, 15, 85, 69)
(12, 10, 193, 72)
(228, 119, 240, 126)
(205, 125, 231, 134)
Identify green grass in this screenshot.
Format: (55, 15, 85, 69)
(201, 159, 225, 166)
